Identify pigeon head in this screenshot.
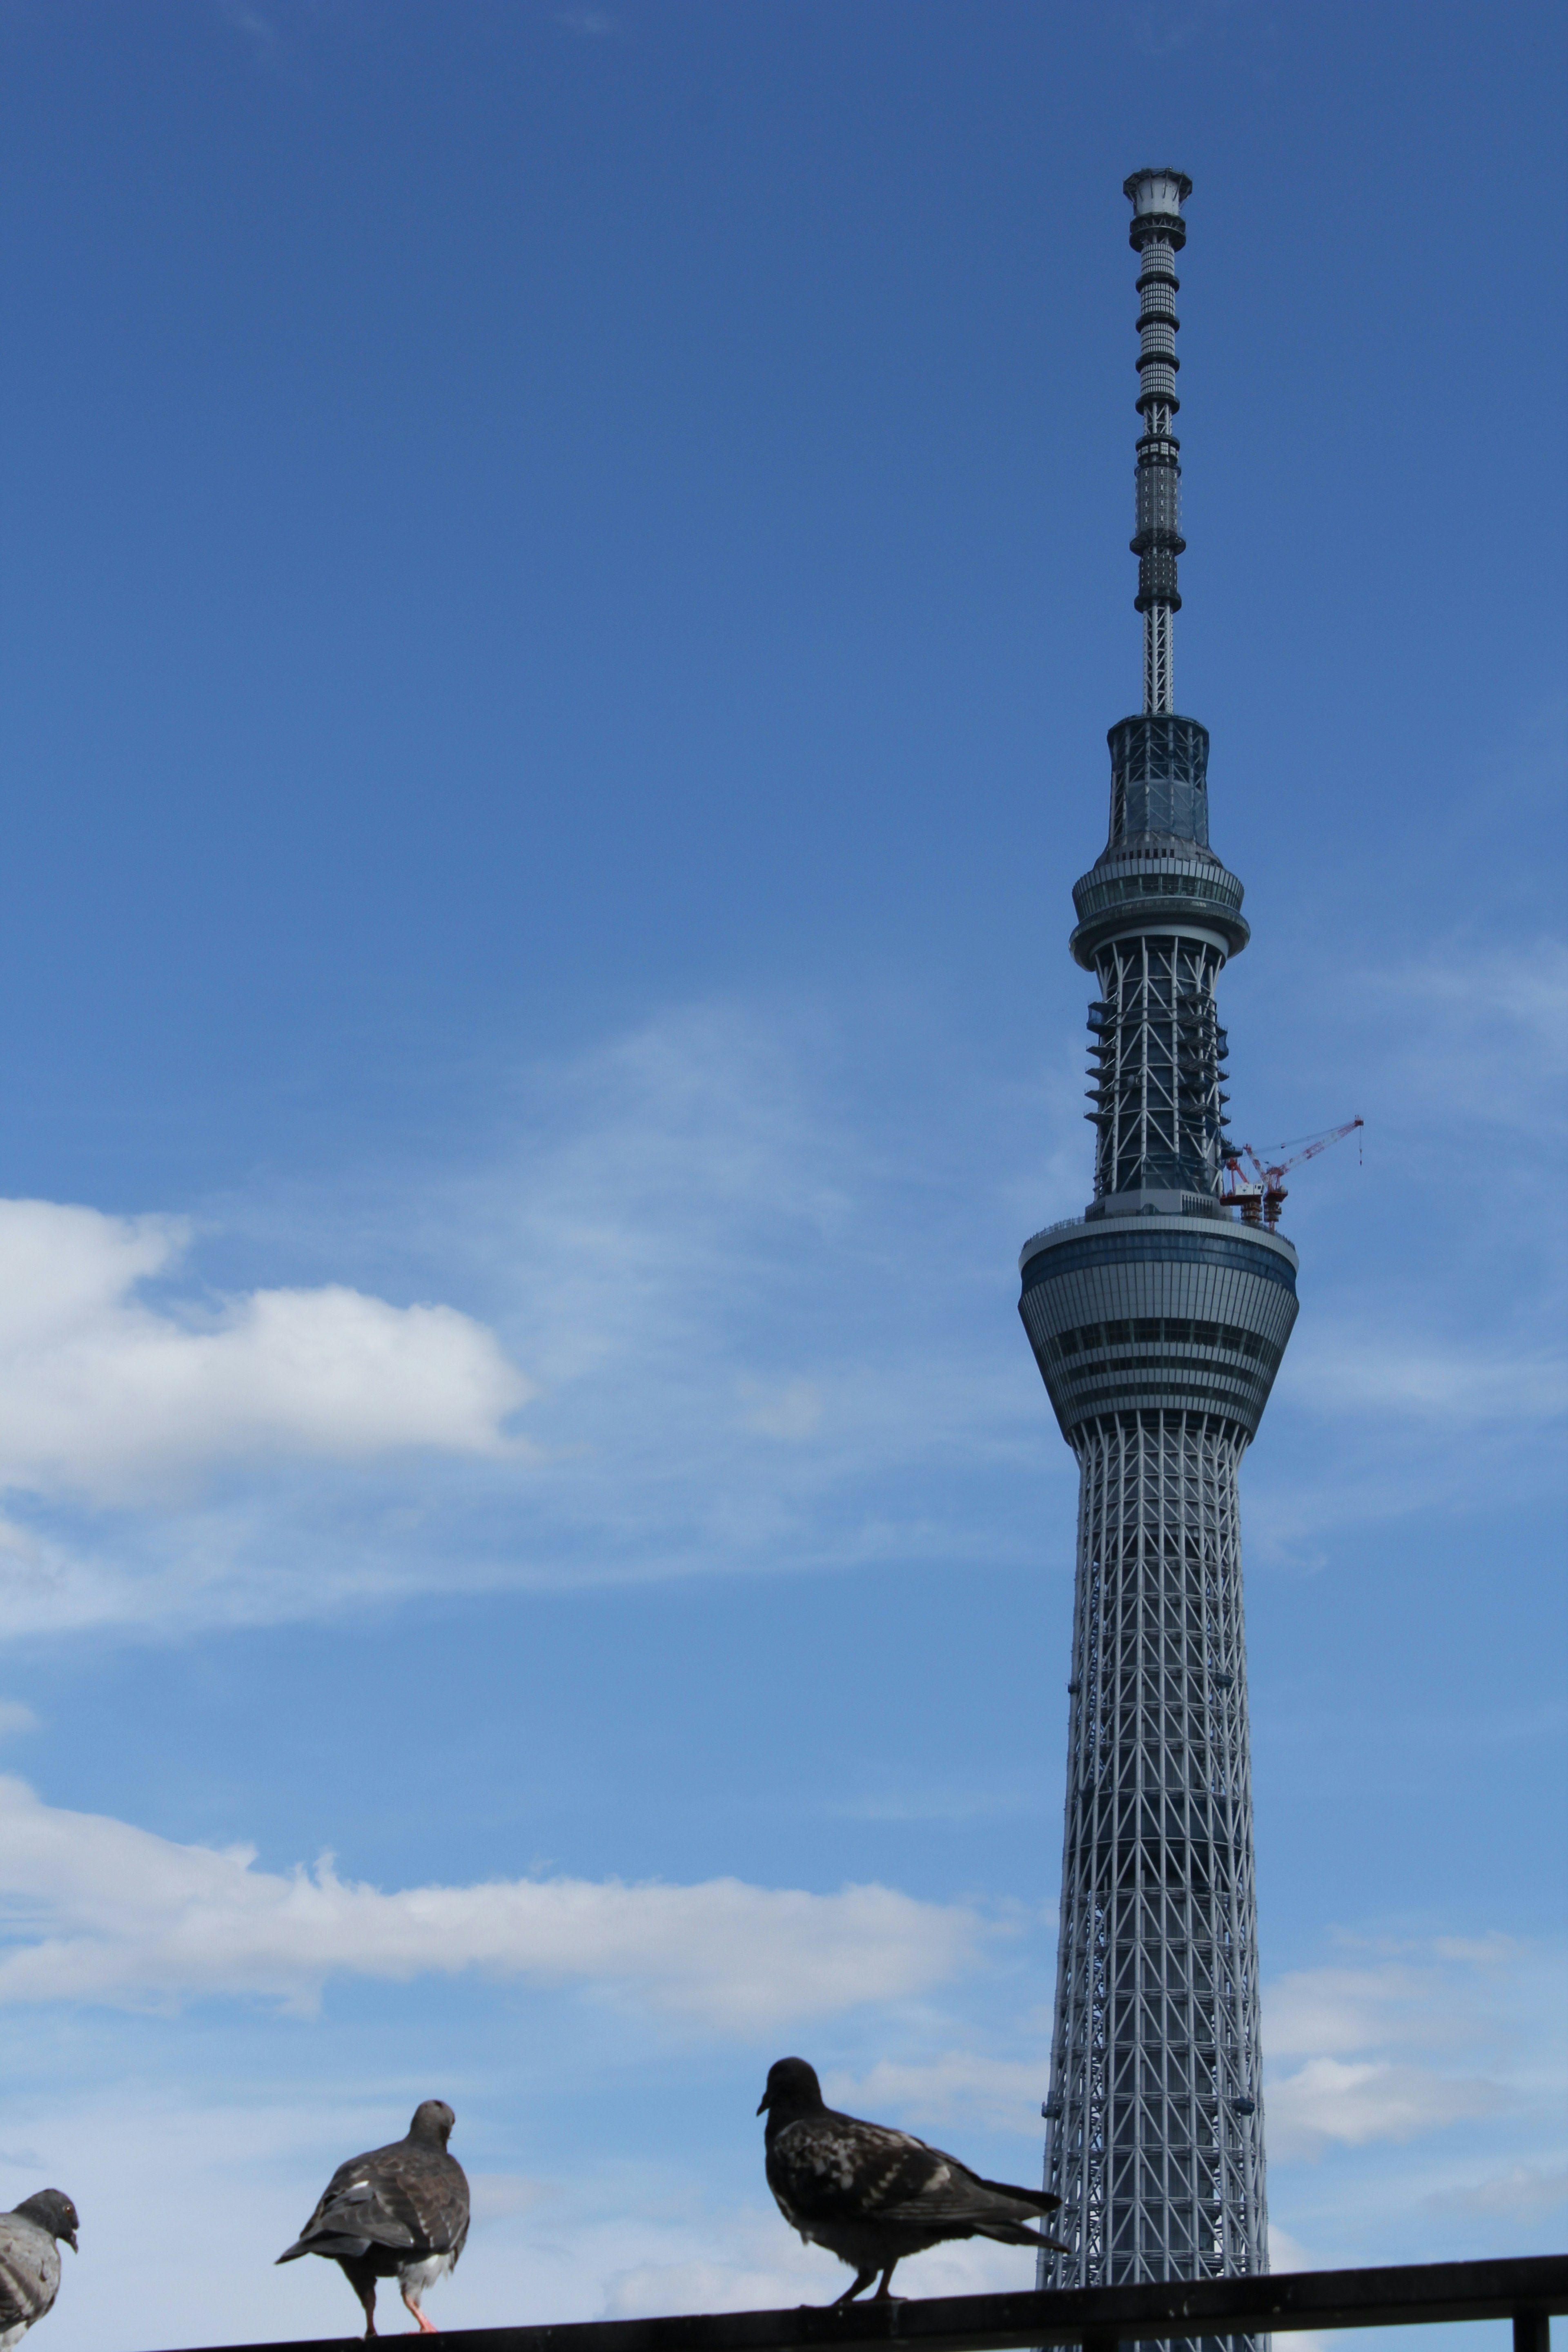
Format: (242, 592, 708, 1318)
(756, 2057, 826, 2120)
(408, 2100, 457, 2147)
(12, 2191, 79, 2252)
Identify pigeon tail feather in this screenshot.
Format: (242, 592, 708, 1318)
(973, 2175, 1062, 2212)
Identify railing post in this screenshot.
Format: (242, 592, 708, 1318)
(1082, 2331, 1120, 2352)
(1513, 2314, 1550, 2352)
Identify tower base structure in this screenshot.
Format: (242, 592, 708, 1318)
(1020, 1205, 1295, 2352)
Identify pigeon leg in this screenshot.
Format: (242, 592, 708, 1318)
(872, 2264, 903, 2301)
(341, 2263, 379, 2341)
(831, 2269, 878, 2305)
(401, 2285, 439, 2335)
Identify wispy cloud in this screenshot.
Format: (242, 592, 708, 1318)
(1370, 939, 1568, 1140)
(1423, 2162, 1568, 2221)
(1266, 2057, 1509, 2160)
(826, 2051, 1047, 2139)
(555, 4, 619, 34)
(0, 998, 1077, 1642)
(1265, 1944, 1519, 2060)
(1263, 1936, 1566, 2174)
(1281, 1331, 1567, 1427)
(0, 1775, 984, 2030)
(2, 942, 1561, 1637)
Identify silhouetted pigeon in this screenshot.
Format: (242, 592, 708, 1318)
(276, 2100, 469, 2339)
(0, 2192, 79, 2350)
(757, 2057, 1066, 2303)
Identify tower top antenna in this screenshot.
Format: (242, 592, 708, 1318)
(1125, 169, 1191, 713)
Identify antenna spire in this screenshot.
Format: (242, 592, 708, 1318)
(1124, 168, 1192, 715)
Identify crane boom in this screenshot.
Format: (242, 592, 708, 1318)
(1222, 1118, 1363, 1230)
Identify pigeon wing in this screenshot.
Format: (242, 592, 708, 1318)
(398, 2154, 470, 2261)
(0, 2218, 60, 2338)
(766, 2117, 951, 2226)
(278, 2144, 425, 2262)
(873, 2150, 1069, 2247)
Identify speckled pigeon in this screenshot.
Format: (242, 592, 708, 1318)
(757, 2057, 1067, 2303)
(0, 2192, 79, 2350)
(276, 2100, 469, 2339)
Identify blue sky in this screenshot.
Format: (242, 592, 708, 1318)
(0, 2, 1563, 2346)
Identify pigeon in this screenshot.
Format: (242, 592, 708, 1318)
(757, 2057, 1067, 2305)
(276, 2100, 470, 2339)
(0, 2192, 79, 2351)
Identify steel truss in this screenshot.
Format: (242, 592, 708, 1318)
(1041, 1411, 1267, 2352)
(1144, 605, 1174, 719)
(1087, 934, 1231, 1198)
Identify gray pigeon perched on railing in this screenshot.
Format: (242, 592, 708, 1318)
(757, 2056, 1067, 2304)
(0, 2192, 79, 2350)
(276, 2100, 469, 2339)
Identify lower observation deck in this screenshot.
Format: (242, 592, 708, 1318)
(1018, 1205, 1298, 1446)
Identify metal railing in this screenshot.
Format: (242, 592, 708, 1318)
(167, 2252, 1564, 2352)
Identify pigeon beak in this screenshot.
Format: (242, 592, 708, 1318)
(755, 2093, 769, 2116)
(65, 2233, 78, 2254)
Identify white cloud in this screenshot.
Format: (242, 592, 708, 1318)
(1267, 2221, 1316, 2274)
(1262, 1939, 1565, 2178)
(0, 1777, 982, 2029)
(0, 996, 1080, 1638)
(1264, 1953, 1513, 2060)
(827, 2051, 1046, 2138)
(0, 1199, 532, 1500)
(1265, 2056, 1508, 2160)
(0, 1701, 38, 1740)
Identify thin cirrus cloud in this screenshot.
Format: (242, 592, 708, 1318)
(1265, 2057, 1510, 2161)
(0, 1776, 984, 2030)
(826, 2051, 1048, 2137)
(0, 941, 1559, 1634)
(1276, 1331, 1567, 1427)
(0, 1198, 533, 1501)
(1260, 1939, 1563, 2169)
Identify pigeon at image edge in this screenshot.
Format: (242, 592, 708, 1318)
(276, 2099, 470, 2341)
(0, 2193, 79, 2351)
(758, 2056, 1067, 2305)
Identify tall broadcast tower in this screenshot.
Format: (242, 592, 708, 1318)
(1020, 171, 1295, 2319)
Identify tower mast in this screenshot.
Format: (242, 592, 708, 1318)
(1128, 169, 1190, 717)
(1018, 172, 1290, 2351)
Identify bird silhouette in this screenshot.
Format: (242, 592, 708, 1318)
(277, 2100, 469, 2339)
(0, 2192, 79, 2351)
(758, 2057, 1066, 2304)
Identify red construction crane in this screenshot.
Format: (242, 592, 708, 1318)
(1222, 1118, 1363, 1231)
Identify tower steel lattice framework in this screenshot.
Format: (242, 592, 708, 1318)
(1019, 172, 1295, 2350)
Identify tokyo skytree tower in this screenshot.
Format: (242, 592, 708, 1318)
(1019, 171, 1293, 2326)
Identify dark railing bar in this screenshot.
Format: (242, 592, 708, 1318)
(169, 2253, 1565, 2352)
